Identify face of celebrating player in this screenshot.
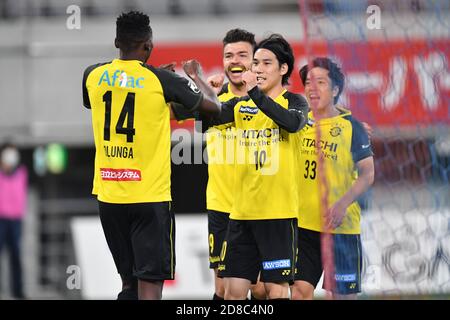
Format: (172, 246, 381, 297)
(252, 48, 287, 95)
(304, 67, 339, 113)
(223, 41, 254, 87)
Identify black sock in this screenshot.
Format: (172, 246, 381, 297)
(118, 276, 138, 300)
(213, 293, 224, 300)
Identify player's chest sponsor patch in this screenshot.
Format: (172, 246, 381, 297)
(239, 105, 259, 121)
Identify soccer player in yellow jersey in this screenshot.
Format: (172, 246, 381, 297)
(291, 57, 374, 300)
(172, 29, 268, 300)
(207, 29, 262, 300)
(213, 34, 308, 300)
(82, 11, 220, 300)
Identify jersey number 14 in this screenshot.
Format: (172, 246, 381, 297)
(103, 91, 136, 143)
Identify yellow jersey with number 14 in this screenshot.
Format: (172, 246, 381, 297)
(83, 59, 202, 204)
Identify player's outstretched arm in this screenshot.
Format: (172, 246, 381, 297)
(183, 60, 221, 116)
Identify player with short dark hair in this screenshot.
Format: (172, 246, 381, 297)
(171, 28, 268, 300)
(82, 11, 220, 300)
(212, 34, 308, 300)
(208, 28, 258, 300)
(292, 57, 374, 300)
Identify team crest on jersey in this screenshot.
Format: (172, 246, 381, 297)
(239, 106, 257, 121)
(330, 125, 343, 137)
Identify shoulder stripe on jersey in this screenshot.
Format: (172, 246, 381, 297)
(218, 83, 229, 96)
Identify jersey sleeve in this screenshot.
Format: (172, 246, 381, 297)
(82, 62, 108, 109)
(247, 87, 308, 133)
(350, 117, 374, 163)
(210, 96, 247, 130)
(171, 102, 197, 121)
(150, 66, 203, 112)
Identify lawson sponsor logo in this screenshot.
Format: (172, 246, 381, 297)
(262, 259, 291, 270)
(335, 273, 357, 282)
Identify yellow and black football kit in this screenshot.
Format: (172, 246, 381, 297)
(207, 83, 236, 213)
(297, 109, 373, 234)
(83, 59, 202, 204)
(206, 83, 237, 268)
(83, 59, 202, 281)
(171, 83, 238, 269)
(213, 86, 308, 220)
(215, 86, 308, 284)
(295, 109, 373, 294)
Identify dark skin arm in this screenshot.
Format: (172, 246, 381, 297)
(183, 60, 221, 116)
(158, 62, 178, 120)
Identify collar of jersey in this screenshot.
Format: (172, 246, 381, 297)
(112, 59, 143, 66)
(271, 88, 287, 102)
(307, 107, 351, 125)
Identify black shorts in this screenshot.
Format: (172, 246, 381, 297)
(295, 227, 362, 295)
(208, 210, 229, 269)
(218, 218, 297, 284)
(98, 201, 175, 282)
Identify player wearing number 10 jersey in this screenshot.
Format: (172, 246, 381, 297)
(82, 11, 220, 300)
(214, 34, 308, 300)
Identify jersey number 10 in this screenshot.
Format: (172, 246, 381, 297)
(103, 91, 136, 143)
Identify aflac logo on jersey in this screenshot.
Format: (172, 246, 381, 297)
(98, 70, 144, 88)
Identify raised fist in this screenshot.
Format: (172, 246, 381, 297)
(183, 60, 203, 80)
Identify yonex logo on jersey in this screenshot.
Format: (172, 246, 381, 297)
(239, 106, 258, 115)
(262, 259, 291, 270)
(98, 70, 144, 88)
(335, 273, 357, 282)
